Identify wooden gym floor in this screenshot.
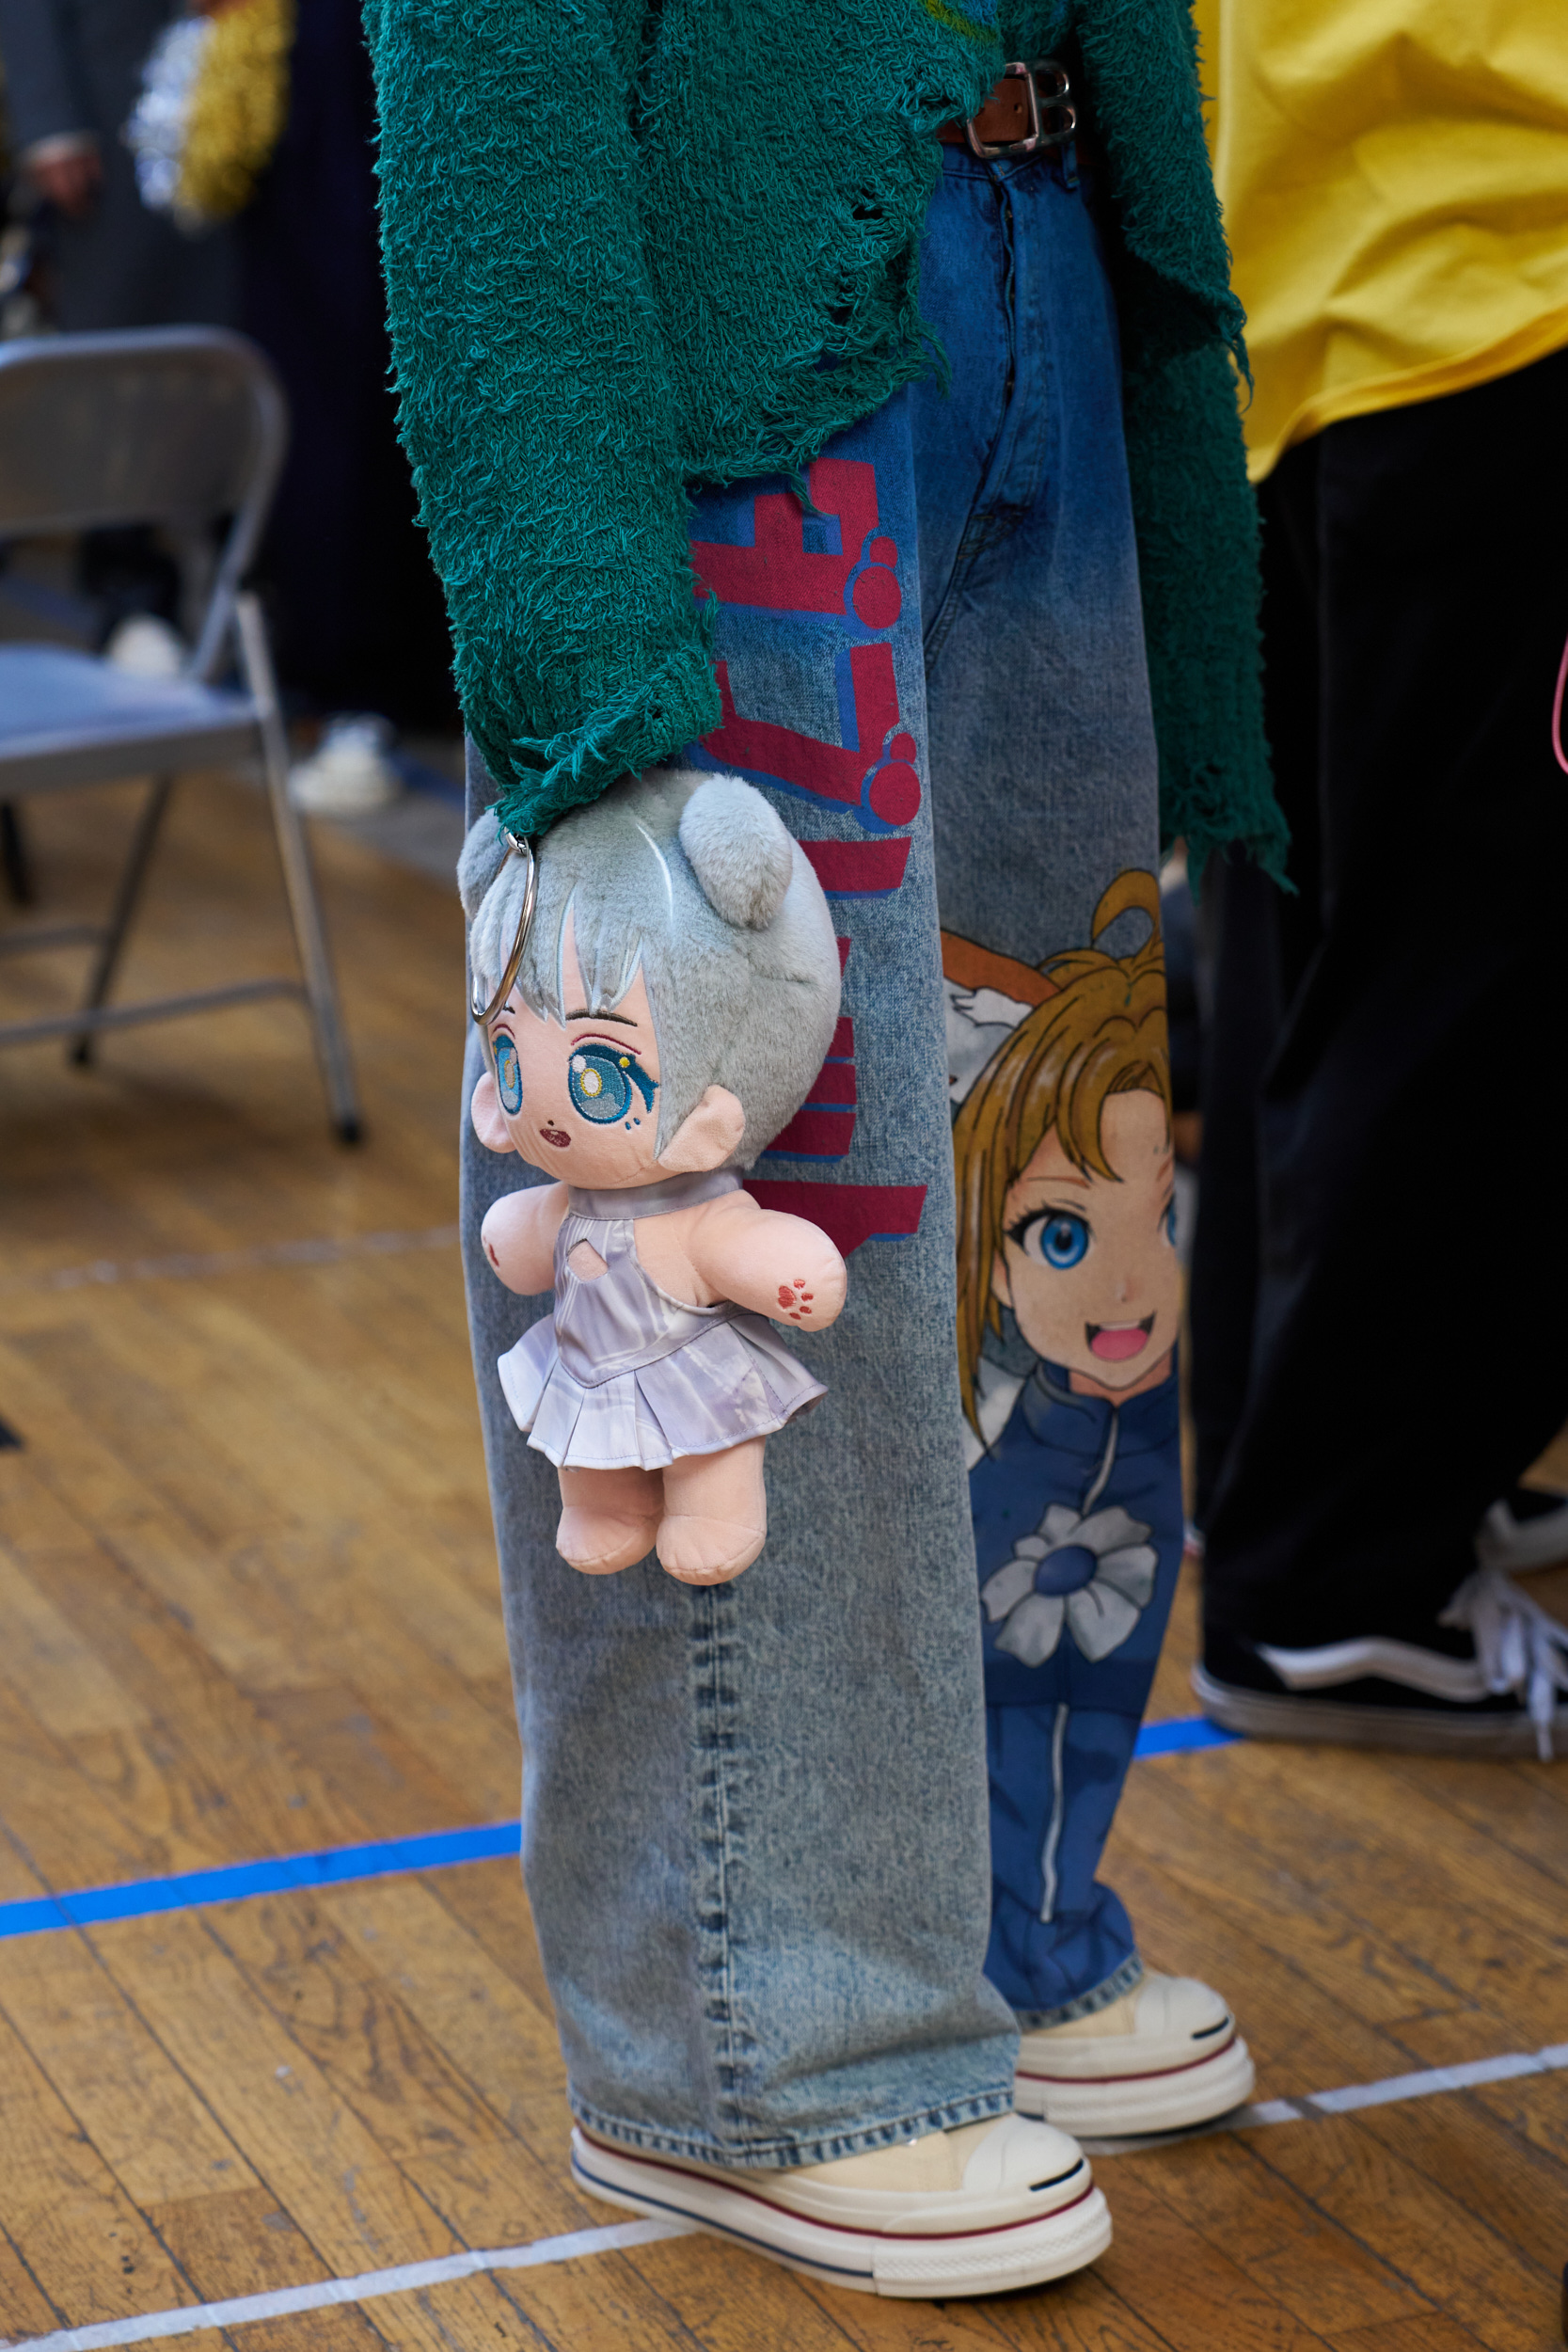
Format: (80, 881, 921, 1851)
(1, 772, 1565, 2352)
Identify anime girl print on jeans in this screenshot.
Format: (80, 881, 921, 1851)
(945, 871, 1179, 1670)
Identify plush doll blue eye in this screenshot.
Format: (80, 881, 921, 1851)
(569, 1043, 656, 1124)
(494, 1032, 523, 1114)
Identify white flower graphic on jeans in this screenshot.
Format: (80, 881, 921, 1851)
(981, 1503, 1158, 1665)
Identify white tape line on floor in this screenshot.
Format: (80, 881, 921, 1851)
(8, 2042, 1567, 2348)
(1077, 2037, 1568, 2154)
(0, 2218, 693, 2352)
(5, 1226, 460, 1298)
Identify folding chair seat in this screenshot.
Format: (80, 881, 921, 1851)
(0, 328, 359, 1137)
(0, 645, 261, 786)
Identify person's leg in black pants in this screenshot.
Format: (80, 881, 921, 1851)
(1188, 442, 1323, 1525)
(1194, 346, 1568, 1743)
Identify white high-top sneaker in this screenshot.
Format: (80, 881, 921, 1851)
(1014, 1971, 1255, 2135)
(571, 2110, 1110, 2297)
(289, 714, 403, 815)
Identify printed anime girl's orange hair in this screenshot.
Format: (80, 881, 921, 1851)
(953, 870, 1171, 1432)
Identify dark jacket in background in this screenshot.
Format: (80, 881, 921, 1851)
(238, 0, 454, 725)
(0, 0, 236, 331)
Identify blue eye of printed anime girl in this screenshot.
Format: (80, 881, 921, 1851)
(568, 1042, 657, 1125)
(493, 1032, 522, 1115)
(1014, 1211, 1090, 1270)
(1163, 1195, 1178, 1246)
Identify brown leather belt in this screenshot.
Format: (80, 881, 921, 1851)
(937, 58, 1077, 160)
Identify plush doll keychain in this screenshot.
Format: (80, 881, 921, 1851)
(461, 769, 848, 1588)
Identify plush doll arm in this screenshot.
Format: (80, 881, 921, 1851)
(481, 1183, 569, 1295)
(685, 1193, 846, 1330)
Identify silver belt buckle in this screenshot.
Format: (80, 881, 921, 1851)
(965, 58, 1078, 163)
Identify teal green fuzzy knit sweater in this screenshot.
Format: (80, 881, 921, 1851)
(364, 0, 1284, 876)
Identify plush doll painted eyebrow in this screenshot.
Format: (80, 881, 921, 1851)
(952, 869, 1179, 1436)
(461, 768, 847, 1587)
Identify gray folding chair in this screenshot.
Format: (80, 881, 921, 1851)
(0, 327, 359, 1137)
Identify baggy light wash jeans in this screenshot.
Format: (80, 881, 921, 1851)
(460, 135, 1180, 2163)
(913, 142, 1183, 2027)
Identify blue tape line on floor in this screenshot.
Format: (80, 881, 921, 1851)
(0, 1718, 1238, 1944)
(0, 1820, 523, 1943)
(1134, 1716, 1242, 1757)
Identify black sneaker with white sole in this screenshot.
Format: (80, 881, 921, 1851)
(1196, 1563, 1568, 1760)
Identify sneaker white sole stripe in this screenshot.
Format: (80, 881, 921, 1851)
(1015, 2037, 1257, 2137)
(1017, 2026, 1238, 2089)
(570, 2128, 1112, 2296)
(575, 2126, 1091, 2236)
(1192, 1664, 1568, 1755)
(571, 2146, 873, 2283)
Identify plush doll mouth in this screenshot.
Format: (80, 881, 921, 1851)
(539, 1125, 572, 1149)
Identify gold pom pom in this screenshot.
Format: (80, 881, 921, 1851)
(178, 0, 294, 225)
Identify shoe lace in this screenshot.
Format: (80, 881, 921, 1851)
(1440, 1565, 1568, 1761)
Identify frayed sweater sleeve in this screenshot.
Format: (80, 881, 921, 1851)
(1076, 0, 1288, 883)
(364, 0, 720, 836)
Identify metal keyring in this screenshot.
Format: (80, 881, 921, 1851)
(468, 830, 538, 1026)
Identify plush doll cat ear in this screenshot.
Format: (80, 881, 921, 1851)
(457, 811, 511, 926)
(678, 773, 794, 931)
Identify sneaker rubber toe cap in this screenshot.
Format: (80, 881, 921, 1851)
(960, 2112, 1089, 2196)
(1132, 1972, 1233, 2052)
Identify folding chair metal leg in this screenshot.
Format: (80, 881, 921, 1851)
(233, 591, 362, 1141)
(1, 802, 33, 906)
(69, 773, 175, 1066)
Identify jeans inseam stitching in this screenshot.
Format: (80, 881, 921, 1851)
(921, 168, 1028, 677)
(923, 532, 997, 675)
(695, 1581, 753, 2144)
(713, 1585, 750, 2130)
(998, 168, 1056, 532)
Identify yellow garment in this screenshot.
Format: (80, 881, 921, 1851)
(181, 0, 293, 226)
(1196, 0, 1568, 480)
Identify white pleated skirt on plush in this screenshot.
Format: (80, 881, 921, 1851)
(498, 1311, 825, 1470)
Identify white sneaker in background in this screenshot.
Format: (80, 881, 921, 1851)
(1014, 1971, 1255, 2136)
(289, 715, 403, 816)
(571, 2110, 1110, 2296)
(104, 613, 186, 678)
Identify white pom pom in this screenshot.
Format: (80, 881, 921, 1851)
(678, 773, 794, 930)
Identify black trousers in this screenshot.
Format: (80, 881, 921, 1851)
(1192, 344, 1568, 1653)
(238, 0, 456, 727)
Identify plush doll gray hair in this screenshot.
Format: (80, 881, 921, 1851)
(459, 769, 841, 1168)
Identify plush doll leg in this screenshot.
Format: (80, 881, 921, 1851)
(657, 1438, 768, 1584)
(557, 1465, 664, 1575)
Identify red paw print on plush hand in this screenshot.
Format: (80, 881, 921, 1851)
(777, 1278, 815, 1321)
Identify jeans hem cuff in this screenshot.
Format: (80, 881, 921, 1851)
(567, 2084, 1019, 2170)
(1013, 1948, 1144, 2031)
